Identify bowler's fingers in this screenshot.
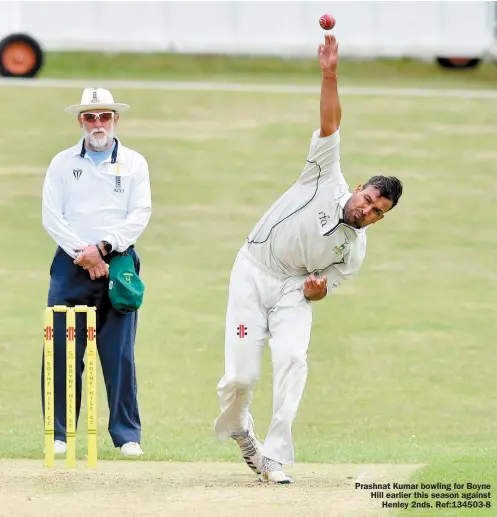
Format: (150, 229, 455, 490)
(305, 274, 319, 291)
(325, 34, 336, 46)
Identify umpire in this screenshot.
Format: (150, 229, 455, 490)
(41, 88, 152, 457)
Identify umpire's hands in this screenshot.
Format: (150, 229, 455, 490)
(73, 245, 102, 269)
(304, 274, 327, 302)
(86, 263, 109, 281)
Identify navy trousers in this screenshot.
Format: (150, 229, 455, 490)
(41, 247, 142, 447)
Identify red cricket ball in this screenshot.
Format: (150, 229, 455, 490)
(319, 14, 335, 31)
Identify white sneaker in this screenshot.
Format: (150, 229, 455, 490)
(54, 440, 67, 455)
(120, 442, 143, 457)
(259, 457, 293, 484)
(231, 415, 263, 474)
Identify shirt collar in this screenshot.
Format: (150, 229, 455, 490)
(71, 136, 126, 163)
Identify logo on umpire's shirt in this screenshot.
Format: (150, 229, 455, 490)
(237, 325, 247, 338)
(73, 169, 82, 180)
(114, 176, 124, 193)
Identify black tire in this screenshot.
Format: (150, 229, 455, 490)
(436, 57, 481, 70)
(0, 33, 44, 78)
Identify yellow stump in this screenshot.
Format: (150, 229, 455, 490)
(44, 305, 98, 468)
(86, 307, 98, 467)
(44, 308, 54, 467)
(66, 308, 76, 468)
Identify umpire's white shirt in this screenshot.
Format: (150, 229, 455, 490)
(42, 138, 152, 258)
(243, 129, 367, 293)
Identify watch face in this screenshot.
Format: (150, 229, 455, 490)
(104, 242, 112, 252)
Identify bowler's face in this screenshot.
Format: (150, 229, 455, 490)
(343, 186, 393, 228)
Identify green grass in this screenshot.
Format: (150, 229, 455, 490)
(38, 51, 497, 89)
(0, 65, 496, 470)
(396, 460, 497, 517)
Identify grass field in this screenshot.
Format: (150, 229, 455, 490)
(40, 51, 497, 89)
(0, 53, 496, 516)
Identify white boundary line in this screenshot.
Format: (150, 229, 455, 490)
(1, 77, 497, 99)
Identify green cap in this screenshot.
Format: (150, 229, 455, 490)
(108, 254, 144, 313)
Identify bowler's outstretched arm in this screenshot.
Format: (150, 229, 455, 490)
(319, 35, 341, 137)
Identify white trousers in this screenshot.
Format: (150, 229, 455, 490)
(214, 250, 312, 466)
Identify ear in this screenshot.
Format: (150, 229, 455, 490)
(77, 116, 83, 128)
(354, 184, 363, 193)
(114, 113, 120, 125)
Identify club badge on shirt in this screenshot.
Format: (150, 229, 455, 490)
(334, 236, 350, 257)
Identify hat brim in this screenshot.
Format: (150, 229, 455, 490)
(64, 103, 130, 115)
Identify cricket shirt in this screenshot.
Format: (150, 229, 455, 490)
(242, 129, 367, 293)
(42, 137, 152, 258)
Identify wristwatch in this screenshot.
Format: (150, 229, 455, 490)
(101, 241, 113, 254)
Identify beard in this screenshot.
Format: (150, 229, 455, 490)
(343, 201, 364, 229)
(83, 123, 114, 151)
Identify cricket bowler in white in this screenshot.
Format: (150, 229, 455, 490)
(214, 34, 403, 483)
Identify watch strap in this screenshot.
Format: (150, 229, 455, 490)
(96, 244, 105, 260)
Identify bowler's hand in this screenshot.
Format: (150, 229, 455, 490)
(304, 274, 327, 302)
(73, 245, 102, 269)
(318, 34, 339, 74)
(87, 263, 109, 281)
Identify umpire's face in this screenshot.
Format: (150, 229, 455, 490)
(343, 185, 393, 229)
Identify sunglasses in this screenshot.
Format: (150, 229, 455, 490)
(81, 111, 115, 123)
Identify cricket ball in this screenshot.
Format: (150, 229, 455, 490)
(319, 14, 335, 31)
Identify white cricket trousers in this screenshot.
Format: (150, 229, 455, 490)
(214, 249, 312, 466)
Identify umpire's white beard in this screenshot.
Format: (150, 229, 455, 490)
(83, 123, 115, 152)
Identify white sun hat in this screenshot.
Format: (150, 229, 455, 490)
(65, 87, 130, 115)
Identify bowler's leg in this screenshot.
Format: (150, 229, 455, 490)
(214, 254, 267, 440)
(265, 290, 312, 467)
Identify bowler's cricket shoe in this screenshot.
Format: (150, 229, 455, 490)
(231, 416, 263, 474)
(259, 457, 294, 484)
(120, 442, 144, 457)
